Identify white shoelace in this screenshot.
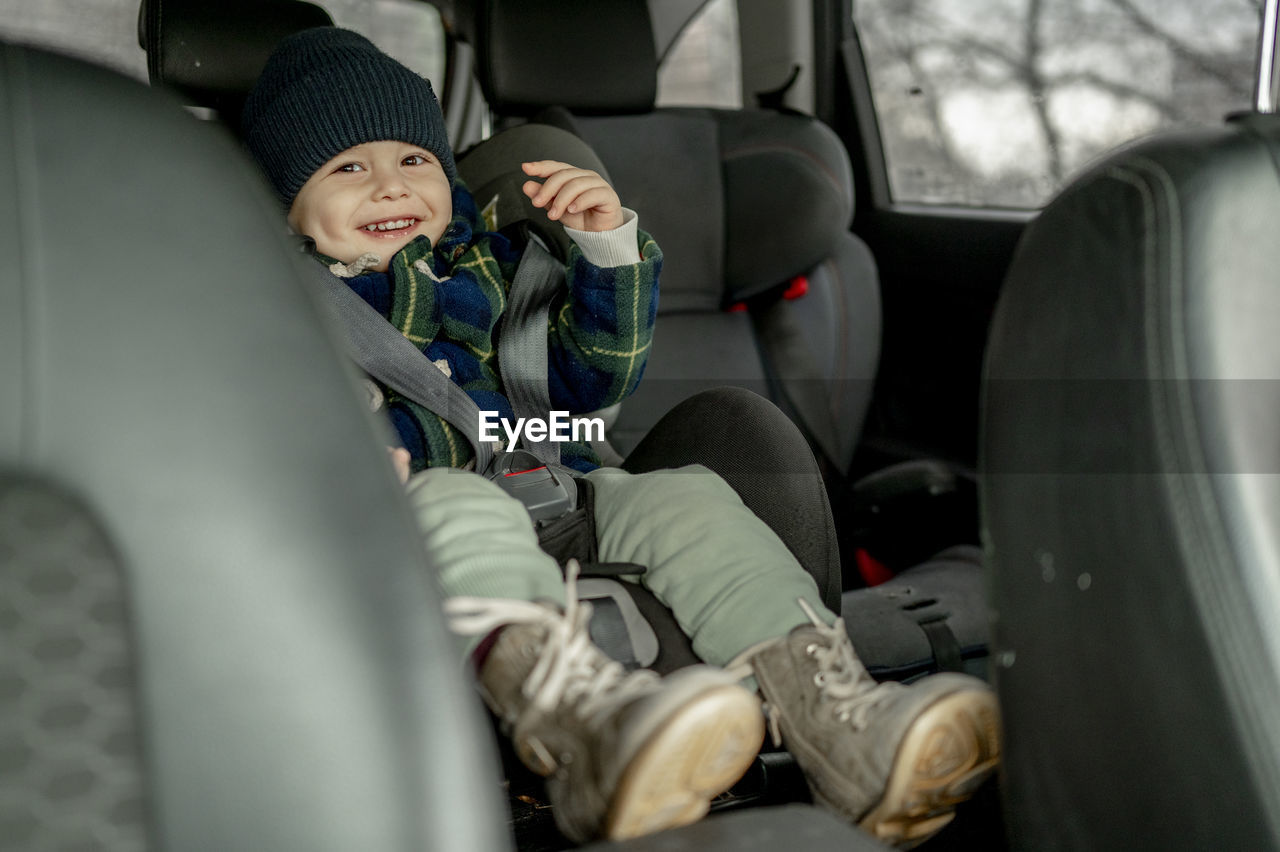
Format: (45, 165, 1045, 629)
(795, 598, 898, 731)
(444, 560, 659, 732)
(725, 598, 898, 744)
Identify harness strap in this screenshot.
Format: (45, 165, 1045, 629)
(498, 236, 565, 467)
(309, 247, 578, 521)
(916, 615, 965, 673)
(308, 261, 494, 471)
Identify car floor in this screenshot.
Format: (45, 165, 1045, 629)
(501, 737, 1008, 851)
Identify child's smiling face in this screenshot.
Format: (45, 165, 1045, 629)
(288, 140, 452, 271)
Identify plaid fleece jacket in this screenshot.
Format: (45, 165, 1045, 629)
(332, 183, 662, 473)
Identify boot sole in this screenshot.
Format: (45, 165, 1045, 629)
(855, 687, 1001, 849)
(603, 683, 765, 840)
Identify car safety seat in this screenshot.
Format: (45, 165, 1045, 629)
(0, 34, 888, 852)
(137, 0, 843, 611)
(458, 0, 881, 474)
(458, 0, 992, 681)
(136, 0, 989, 689)
(982, 111, 1280, 847)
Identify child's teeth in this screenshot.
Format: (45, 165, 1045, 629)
(365, 218, 414, 232)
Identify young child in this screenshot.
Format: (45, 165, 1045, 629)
(242, 27, 999, 847)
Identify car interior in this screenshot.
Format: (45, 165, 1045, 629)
(3, 0, 1279, 849)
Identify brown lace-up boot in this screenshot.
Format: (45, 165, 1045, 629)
(448, 573, 764, 843)
(746, 600, 1000, 848)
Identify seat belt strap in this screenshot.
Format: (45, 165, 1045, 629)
(498, 237, 565, 467)
(306, 250, 578, 523)
(307, 262, 494, 472)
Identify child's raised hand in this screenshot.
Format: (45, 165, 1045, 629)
(387, 446, 411, 485)
(521, 161, 624, 232)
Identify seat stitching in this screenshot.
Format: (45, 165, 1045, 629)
(5, 45, 39, 453)
(1105, 156, 1280, 816)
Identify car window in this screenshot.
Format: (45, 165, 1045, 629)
(0, 0, 147, 80)
(656, 0, 743, 108)
(0, 0, 444, 92)
(852, 0, 1260, 209)
(321, 0, 444, 86)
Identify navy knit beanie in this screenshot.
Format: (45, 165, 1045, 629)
(242, 27, 455, 209)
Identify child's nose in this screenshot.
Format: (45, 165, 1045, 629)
(371, 167, 408, 200)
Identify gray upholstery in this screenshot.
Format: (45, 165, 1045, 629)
(982, 114, 1280, 848)
(572, 110, 725, 313)
(469, 0, 881, 470)
(0, 41, 509, 851)
(1, 476, 148, 852)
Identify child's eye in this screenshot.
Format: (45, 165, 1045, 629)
(403, 152, 433, 167)
(334, 162, 364, 174)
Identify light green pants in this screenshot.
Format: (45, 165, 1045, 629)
(406, 464, 836, 667)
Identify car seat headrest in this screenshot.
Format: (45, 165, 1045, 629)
(719, 111, 856, 302)
(139, 0, 333, 129)
(458, 123, 612, 260)
(468, 0, 657, 116)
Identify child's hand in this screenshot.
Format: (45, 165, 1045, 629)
(387, 446, 411, 484)
(522, 161, 624, 232)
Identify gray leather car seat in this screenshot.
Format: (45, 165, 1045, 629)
(460, 0, 882, 471)
(0, 38, 508, 851)
(982, 112, 1280, 848)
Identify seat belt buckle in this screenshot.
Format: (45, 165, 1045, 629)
(485, 449, 577, 522)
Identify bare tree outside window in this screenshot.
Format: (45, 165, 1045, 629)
(854, 0, 1259, 208)
(657, 0, 744, 108)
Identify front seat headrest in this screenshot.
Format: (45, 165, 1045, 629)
(139, 0, 333, 128)
(470, 0, 657, 116)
